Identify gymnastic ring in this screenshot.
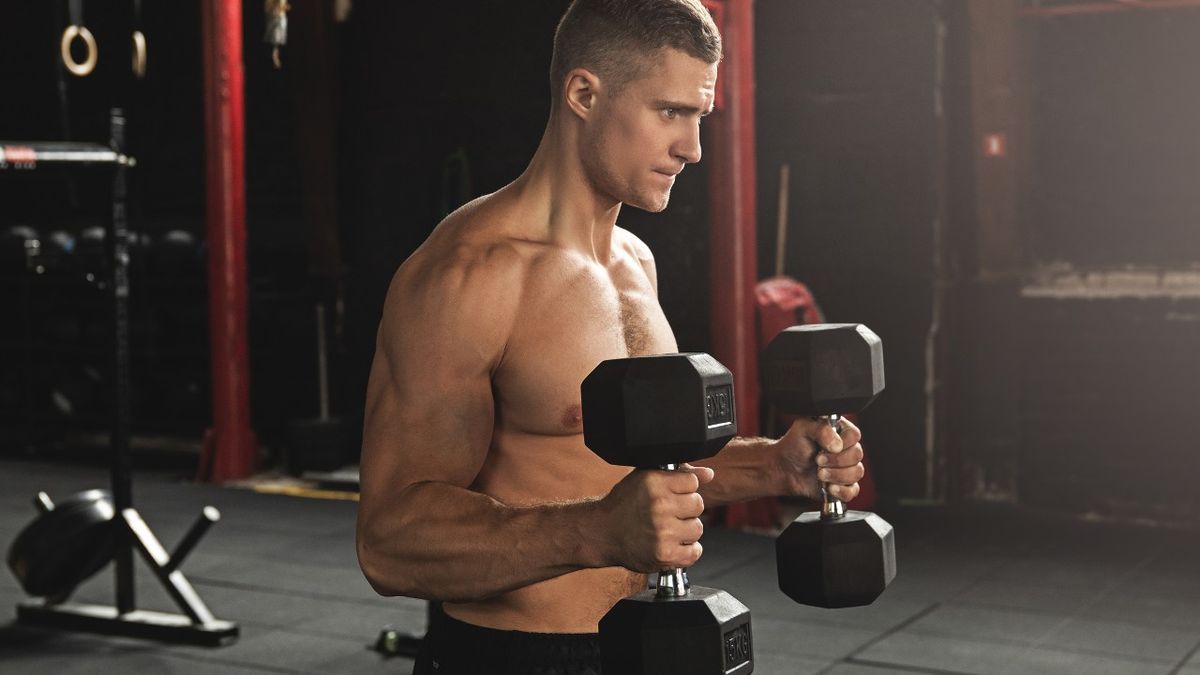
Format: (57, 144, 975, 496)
(60, 25, 98, 77)
(131, 31, 147, 79)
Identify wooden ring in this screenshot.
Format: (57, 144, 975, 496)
(60, 25, 98, 77)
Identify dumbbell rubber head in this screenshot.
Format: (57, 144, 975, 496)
(760, 324, 884, 416)
(776, 510, 896, 608)
(600, 586, 753, 675)
(581, 353, 736, 467)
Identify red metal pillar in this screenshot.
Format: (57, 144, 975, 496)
(200, 0, 255, 480)
(707, 0, 759, 437)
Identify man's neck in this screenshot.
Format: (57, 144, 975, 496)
(504, 117, 622, 265)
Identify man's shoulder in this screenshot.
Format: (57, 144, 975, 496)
(613, 225, 654, 264)
(390, 208, 531, 316)
(395, 241, 526, 308)
(379, 240, 523, 361)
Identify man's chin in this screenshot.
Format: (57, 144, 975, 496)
(625, 192, 671, 213)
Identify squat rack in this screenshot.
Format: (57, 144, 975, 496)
(2, 113, 238, 646)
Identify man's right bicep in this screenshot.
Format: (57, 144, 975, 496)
(359, 330, 495, 504)
(359, 250, 519, 506)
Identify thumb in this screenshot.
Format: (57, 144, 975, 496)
(679, 463, 716, 484)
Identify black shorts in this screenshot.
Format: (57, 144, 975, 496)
(413, 604, 601, 675)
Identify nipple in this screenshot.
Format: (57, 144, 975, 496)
(562, 403, 584, 430)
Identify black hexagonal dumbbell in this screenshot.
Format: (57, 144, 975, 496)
(760, 324, 897, 609)
(582, 353, 754, 675)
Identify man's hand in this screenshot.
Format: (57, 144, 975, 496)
(598, 464, 715, 573)
(773, 417, 865, 502)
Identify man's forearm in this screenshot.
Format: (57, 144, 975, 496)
(357, 481, 611, 602)
(693, 436, 788, 507)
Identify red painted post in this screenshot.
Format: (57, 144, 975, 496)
(200, 0, 255, 480)
(707, 0, 760, 437)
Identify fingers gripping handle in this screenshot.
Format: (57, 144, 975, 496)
(820, 415, 847, 520)
(656, 463, 692, 598)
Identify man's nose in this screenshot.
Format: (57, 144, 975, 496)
(674, 123, 702, 165)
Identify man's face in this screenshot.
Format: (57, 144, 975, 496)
(581, 48, 717, 213)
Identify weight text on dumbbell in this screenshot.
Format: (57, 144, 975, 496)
(705, 385, 733, 427)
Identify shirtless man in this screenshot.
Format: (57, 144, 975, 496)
(356, 1, 867, 672)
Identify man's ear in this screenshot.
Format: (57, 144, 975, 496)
(564, 68, 602, 119)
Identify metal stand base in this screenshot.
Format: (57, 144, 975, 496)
(11, 503, 238, 648)
(374, 625, 424, 658)
(374, 602, 434, 658)
(17, 601, 239, 647)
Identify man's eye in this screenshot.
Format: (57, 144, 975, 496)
(663, 108, 677, 119)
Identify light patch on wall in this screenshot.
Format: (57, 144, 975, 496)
(1023, 261, 1200, 299)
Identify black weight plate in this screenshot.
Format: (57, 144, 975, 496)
(6, 489, 117, 597)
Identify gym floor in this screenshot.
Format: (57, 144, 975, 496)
(3, 457, 1200, 674)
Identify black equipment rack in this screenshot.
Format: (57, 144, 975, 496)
(2, 110, 238, 647)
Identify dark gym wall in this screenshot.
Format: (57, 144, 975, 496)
(754, 2, 1200, 520)
(0, 3, 204, 446)
(949, 6, 1200, 523)
(754, 0, 943, 501)
(0, 1, 318, 457)
(1031, 12, 1200, 265)
(1019, 12, 1200, 519)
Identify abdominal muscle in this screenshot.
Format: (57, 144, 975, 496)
(442, 427, 647, 634)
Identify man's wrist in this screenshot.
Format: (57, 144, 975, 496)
(757, 437, 792, 497)
(757, 436, 811, 499)
(570, 497, 615, 569)
(700, 436, 787, 503)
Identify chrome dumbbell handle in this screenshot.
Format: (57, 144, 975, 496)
(655, 463, 692, 598)
(819, 415, 847, 521)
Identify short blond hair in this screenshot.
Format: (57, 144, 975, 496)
(549, 0, 722, 105)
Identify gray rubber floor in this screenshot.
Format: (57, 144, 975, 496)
(2, 457, 1199, 674)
